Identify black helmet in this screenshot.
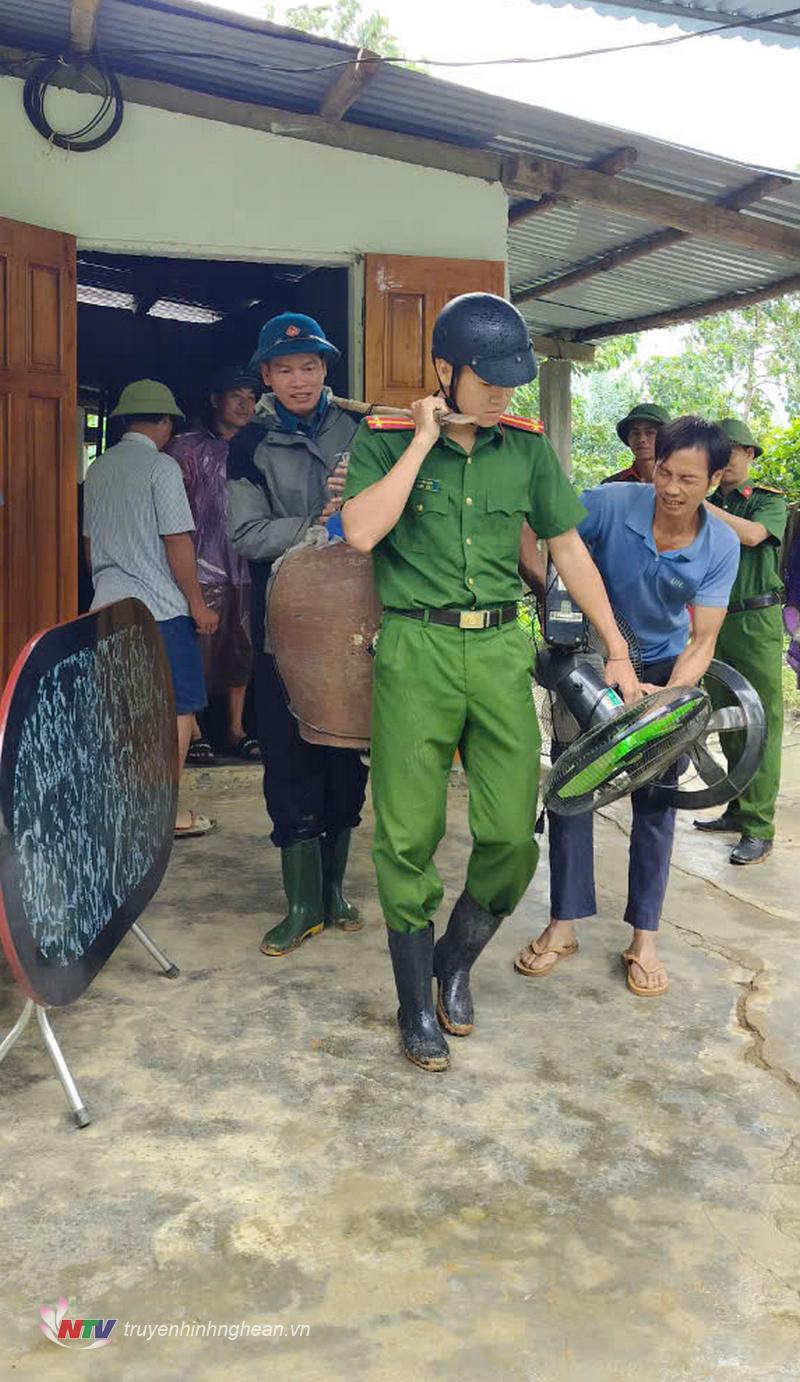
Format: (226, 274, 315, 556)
(431, 293, 537, 387)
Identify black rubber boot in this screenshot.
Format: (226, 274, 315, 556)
(433, 891, 503, 1036)
(387, 926, 450, 1072)
(260, 839, 324, 956)
(693, 811, 739, 833)
(321, 829, 362, 931)
(730, 836, 773, 865)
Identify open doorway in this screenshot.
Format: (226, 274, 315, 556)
(76, 250, 351, 753)
(76, 250, 351, 470)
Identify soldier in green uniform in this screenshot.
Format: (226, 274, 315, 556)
(342, 294, 640, 1072)
(694, 418, 787, 864)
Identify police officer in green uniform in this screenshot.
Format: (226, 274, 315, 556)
(602, 403, 670, 484)
(342, 294, 640, 1072)
(694, 418, 787, 864)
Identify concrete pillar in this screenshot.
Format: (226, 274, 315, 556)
(539, 358, 572, 476)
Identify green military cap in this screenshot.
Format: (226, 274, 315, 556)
(716, 416, 763, 459)
(616, 403, 670, 444)
(110, 379, 185, 418)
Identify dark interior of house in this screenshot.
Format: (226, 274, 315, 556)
(77, 252, 350, 749)
(77, 251, 351, 453)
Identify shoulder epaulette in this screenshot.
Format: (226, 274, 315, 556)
(364, 415, 416, 431)
(753, 483, 784, 494)
(500, 414, 545, 434)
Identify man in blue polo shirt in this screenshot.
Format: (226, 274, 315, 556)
(515, 416, 739, 999)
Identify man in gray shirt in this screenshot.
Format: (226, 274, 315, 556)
(83, 379, 219, 838)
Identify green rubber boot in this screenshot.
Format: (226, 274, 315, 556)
(260, 839, 325, 957)
(321, 829, 363, 932)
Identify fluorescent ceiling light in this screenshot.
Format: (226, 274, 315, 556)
(77, 284, 136, 311)
(148, 300, 224, 323)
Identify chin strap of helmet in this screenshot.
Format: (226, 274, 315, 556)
(433, 358, 460, 413)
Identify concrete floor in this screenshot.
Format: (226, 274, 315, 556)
(2, 730, 800, 1381)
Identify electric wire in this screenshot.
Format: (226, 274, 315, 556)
(22, 54, 123, 152)
(95, 5, 800, 75)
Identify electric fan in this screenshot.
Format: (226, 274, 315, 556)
(531, 566, 766, 817)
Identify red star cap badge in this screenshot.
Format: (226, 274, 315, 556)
(286, 324, 301, 338)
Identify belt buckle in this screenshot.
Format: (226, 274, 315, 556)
(459, 610, 487, 630)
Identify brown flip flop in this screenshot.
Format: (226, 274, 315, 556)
(622, 950, 669, 998)
(514, 936, 579, 978)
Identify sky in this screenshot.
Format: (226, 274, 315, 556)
(199, 0, 800, 170)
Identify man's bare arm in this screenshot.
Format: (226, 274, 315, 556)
(547, 528, 640, 704)
(162, 532, 219, 636)
(663, 605, 726, 688)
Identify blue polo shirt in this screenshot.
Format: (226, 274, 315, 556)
(579, 484, 739, 663)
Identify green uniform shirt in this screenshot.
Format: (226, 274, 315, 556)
(708, 483, 787, 604)
(342, 417, 586, 610)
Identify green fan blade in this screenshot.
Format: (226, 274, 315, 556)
(557, 699, 700, 799)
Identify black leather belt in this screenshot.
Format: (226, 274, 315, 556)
(390, 604, 518, 630)
(727, 592, 782, 614)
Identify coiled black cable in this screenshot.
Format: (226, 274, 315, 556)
(23, 54, 124, 153)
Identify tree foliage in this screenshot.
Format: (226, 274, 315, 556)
(510, 298, 800, 496)
(266, 0, 402, 56)
(637, 299, 800, 431)
(754, 418, 800, 501)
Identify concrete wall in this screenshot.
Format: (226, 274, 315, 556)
(0, 77, 507, 264)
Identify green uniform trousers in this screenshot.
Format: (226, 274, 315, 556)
(710, 603, 784, 840)
(371, 614, 541, 934)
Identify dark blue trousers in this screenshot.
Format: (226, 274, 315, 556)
(254, 650, 368, 849)
(548, 659, 678, 933)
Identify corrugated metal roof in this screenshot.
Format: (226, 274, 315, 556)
(531, 0, 800, 49)
(1, 0, 798, 343)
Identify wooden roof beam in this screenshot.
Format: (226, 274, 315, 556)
(12, 48, 799, 264)
(318, 48, 382, 121)
(531, 334, 595, 363)
(508, 145, 637, 227)
(503, 153, 800, 261)
(513, 172, 793, 306)
(70, 0, 104, 53)
(568, 269, 800, 343)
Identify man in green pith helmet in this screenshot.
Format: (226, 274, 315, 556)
(341, 292, 641, 1074)
(694, 418, 787, 865)
(603, 403, 671, 485)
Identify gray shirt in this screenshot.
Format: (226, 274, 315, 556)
(227, 394, 360, 651)
(83, 432, 195, 622)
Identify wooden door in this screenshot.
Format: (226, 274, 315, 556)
(0, 218, 77, 687)
(364, 253, 505, 409)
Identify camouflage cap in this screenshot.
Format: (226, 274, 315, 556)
(616, 403, 670, 445)
(716, 417, 763, 459)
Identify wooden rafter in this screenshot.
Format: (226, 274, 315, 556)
(531, 335, 595, 363)
(70, 0, 104, 53)
(503, 154, 800, 261)
(568, 270, 800, 342)
(319, 48, 381, 121)
(513, 173, 793, 306)
(508, 146, 638, 227)
(11, 47, 800, 270)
